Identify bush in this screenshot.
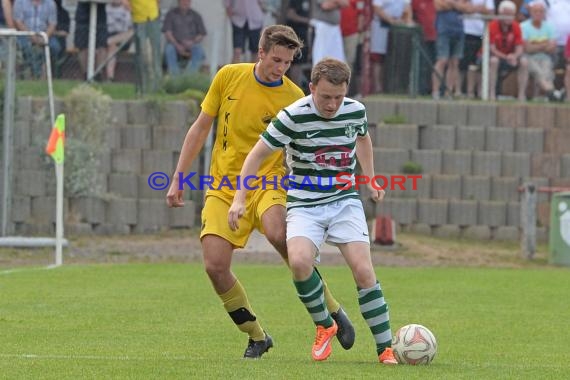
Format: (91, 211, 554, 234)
(382, 114, 407, 124)
(162, 72, 210, 96)
(59, 84, 111, 197)
(401, 160, 423, 174)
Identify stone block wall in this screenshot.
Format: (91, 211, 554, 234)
(362, 98, 570, 241)
(1, 97, 200, 236)
(2, 96, 567, 240)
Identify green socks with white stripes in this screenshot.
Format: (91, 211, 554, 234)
(358, 282, 392, 355)
(294, 269, 334, 328)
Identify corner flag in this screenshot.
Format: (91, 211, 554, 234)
(46, 114, 65, 164)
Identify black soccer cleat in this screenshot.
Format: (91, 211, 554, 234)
(331, 306, 355, 350)
(243, 332, 274, 359)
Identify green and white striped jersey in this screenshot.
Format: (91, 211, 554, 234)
(261, 94, 368, 209)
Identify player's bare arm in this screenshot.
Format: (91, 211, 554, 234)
(356, 133, 385, 202)
(166, 111, 215, 208)
(228, 140, 274, 231)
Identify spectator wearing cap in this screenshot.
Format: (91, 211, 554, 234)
(521, 0, 560, 101)
(488, 0, 528, 101)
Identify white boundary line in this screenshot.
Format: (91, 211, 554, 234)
(0, 353, 193, 361)
(0, 266, 59, 275)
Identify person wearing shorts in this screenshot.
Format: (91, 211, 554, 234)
(432, 0, 470, 99)
(459, 0, 494, 98)
(521, 0, 559, 101)
(228, 58, 397, 365)
(166, 25, 355, 360)
(224, 0, 264, 63)
(74, 2, 108, 80)
(488, 0, 528, 101)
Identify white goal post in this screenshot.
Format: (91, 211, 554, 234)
(0, 29, 67, 267)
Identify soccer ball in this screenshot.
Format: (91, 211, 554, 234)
(392, 324, 437, 365)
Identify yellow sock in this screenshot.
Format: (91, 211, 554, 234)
(219, 279, 265, 341)
(322, 278, 340, 314)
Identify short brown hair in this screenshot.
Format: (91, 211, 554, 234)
(310, 58, 351, 86)
(258, 25, 303, 58)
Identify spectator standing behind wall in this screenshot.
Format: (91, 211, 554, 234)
(459, 0, 494, 99)
(412, 0, 437, 96)
(122, 0, 162, 95)
(520, 0, 560, 101)
(370, 0, 413, 94)
(224, 0, 265, 63)
(310, 0, 348, 66)
(546, 0, 570, 100)
(53, 0, 69, 56)
(487, 0, 528, 101)
(432, 0, 471, 100)
(263, 0, 282, 26)
(13, 0, 61, 79)
(0, 0, 15, 62)
(163, 0, 206, 76)
(74, 2, 107, 80)
(0, 0, 14, 28)
(340, 0, 365, 96)
(106, 0, 133, 82)
(564, 35, 570, 103)
(285, 0, 311, 89)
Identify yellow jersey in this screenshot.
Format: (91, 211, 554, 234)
(201, 63, 304, 198)
(130, 0, 159, 23)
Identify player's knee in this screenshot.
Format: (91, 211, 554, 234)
(353, 266, 377, 289)
(288, 251, 313, 279)
(204, 260, 230, 282)
(264, 228, 286, 248)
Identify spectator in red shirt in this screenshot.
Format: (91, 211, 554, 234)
(340, 0, 365, 95)
(412, 0, 436, 95)
(488, 0, 528, 101)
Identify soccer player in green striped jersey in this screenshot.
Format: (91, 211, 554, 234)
(228, 58, 398, 364)
(167, 25, 354, 359)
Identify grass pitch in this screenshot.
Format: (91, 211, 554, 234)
(1, 263, 568, 379)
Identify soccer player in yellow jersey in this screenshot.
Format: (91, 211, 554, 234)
(166, 25, 355, 359)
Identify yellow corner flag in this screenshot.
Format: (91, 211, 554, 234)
(46, 114, 65, 164)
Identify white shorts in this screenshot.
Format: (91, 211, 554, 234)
(286, 197, 370, 251)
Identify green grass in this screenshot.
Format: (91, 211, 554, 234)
(14, 79, 138, 100)
(1, 264, 569, 379)
(13, 79, 200, 101)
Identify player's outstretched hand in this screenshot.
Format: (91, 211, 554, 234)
(166, 178, 185, 208)
(368, 182, 385, 202)
(228, 200, 246, 231)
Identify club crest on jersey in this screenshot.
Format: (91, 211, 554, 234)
(345, 123, 359, 138)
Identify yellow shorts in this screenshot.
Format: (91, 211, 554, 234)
(200, 188, 286, 248)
